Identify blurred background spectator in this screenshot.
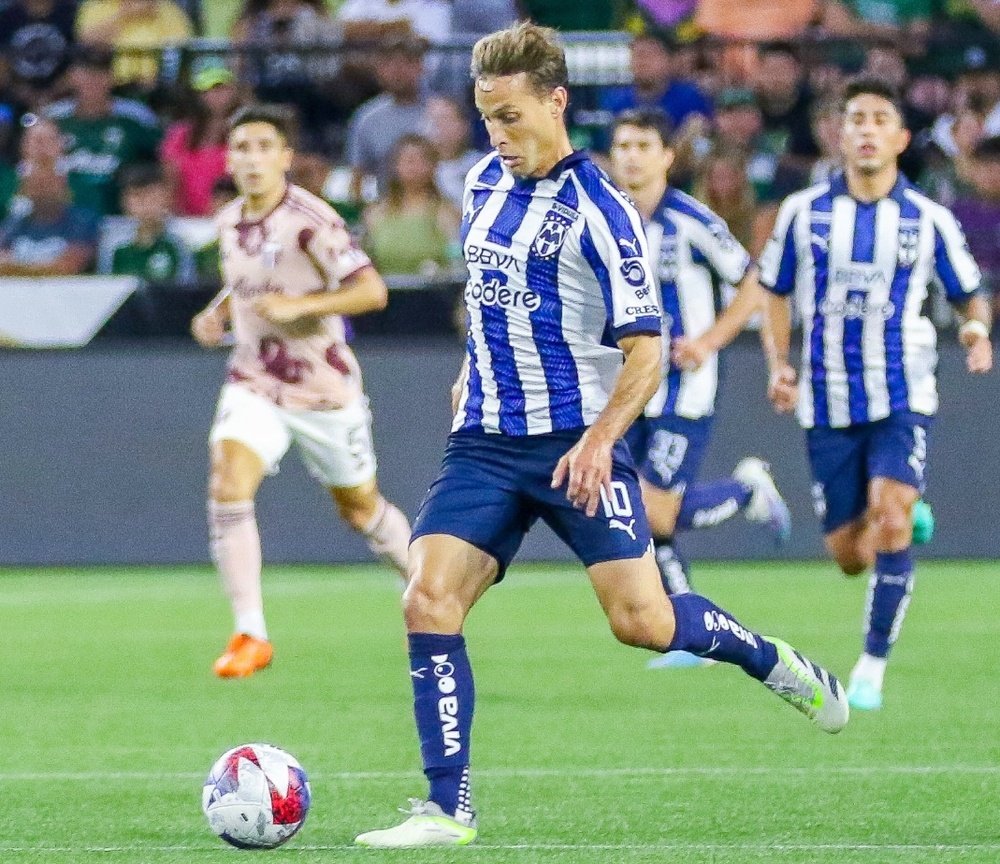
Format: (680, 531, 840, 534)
(44, 45, 161, 217)
(362, 133, 459, 277)
(346, 33, 431, 198)
(107, 161, 192, 282)
(0, 0, 78, 112)
(160, 62, 242, 216)
(0, 0, 996, 334)
(75, 0, 194, 96)
(421, 94, 483, 211)
(0, 155, 98, 275)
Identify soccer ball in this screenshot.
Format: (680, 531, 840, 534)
(202, 743, 311, 849)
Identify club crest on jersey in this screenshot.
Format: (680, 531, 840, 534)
(897, 228, 919, 266)
(532, 216, 570, 258)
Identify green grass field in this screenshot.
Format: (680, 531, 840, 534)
(1, 561, 997, 863)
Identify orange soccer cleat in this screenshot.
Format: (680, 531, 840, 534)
(213, 633, 273, 678)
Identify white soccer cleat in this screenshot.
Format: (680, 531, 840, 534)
(355, 799, 478, 848)
(733, 457, 791, 546)
(763, 638, 849, 734)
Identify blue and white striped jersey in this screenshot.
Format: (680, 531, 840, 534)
(453, 151, 661, 436)
(760, 172, 981, 429)
(644, 187, 751, 420)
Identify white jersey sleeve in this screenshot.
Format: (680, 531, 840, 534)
(928, 204, 982, 302)
(575, 174, 661, 341)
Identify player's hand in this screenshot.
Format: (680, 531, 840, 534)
(191, 307, 228, 348)
(963, 333, 993, 374)
(671, 336, 710, 371)
(551, 429, 613, 517)
(768, 363, 798, 414)
(254, 294, 316, 326)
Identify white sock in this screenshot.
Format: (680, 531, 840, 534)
(235, 610, 268, 641)
(208, 499, 267, 640)
(360, 498, 411, 576)
(850, 652, 887, 690)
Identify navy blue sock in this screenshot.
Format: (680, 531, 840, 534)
(864, 550, 914, 658)
(667, 593, 778, 680)
(408, 633, 474, 817)
(676, 480, 752, 531)
(654, 538, 692, 595)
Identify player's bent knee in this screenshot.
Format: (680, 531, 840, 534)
(836, 557, 869, 577)
(403, 578, 465, 634)
(608, 602, 671, 650)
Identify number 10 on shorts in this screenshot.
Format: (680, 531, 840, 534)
(599, 482, 633, 518)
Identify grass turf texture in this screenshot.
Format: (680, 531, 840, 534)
(0, 561, 997, 863)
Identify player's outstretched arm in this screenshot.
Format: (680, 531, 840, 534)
(191, 290, 231, 348)
(672, 267, 764, 370)
(763, 292, 797, 413)
(255, 267, 389, 325)
(955, 294, 993, 374)
(551, 332, 661, 516)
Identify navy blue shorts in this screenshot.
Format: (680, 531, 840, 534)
(624, 414, 713, 494)
(411, 429, 652, 580)
(806, 411, 931, 534)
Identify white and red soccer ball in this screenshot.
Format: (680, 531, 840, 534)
(202, 743, 311, 849)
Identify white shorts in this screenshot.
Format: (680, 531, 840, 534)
(209, 384, 377, 488)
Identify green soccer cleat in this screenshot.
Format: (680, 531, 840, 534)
(911, 499, 935, 545)
(762, 638, 849, 733)
(355, 799, 478, 848)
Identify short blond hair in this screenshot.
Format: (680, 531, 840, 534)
(471, 21, 569, 95)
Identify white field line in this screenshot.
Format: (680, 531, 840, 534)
(0, 842, 999, 853)
(0, 764, 997, 782)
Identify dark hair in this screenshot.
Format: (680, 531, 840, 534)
(840, 77, 905, 117)
(471, 21, 568, 95)
(228, 103, 296, 144)
(610, 108, 673, 148)
(120, 162, 166, 190)
(973, 136, 1000, 160)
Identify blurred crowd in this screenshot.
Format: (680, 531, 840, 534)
(0, 0, 997, 324)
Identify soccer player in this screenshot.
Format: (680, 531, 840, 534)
(355, 23, 847, 849)
(609, 109, 791, 670)
(190, 104, 411, 678)
(761, 78, 993, 711)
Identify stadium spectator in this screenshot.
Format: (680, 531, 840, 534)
(160, 64, 242, 216)
(346, 33, 430, 198)
(698, 87, 785, 204)
(335, 0, 451, 44)
(109, 163, 191, 283)
(421, 95, 483, 211)
(362, 133, 460, 276)
(951, 136, 1000, 308)
(231, 1, 353, 150)
(600, 33, 712, 136)
(806, 95, 844, 183)
(448, 0, 518, 37)
(0, 157, 99, 275)
(193, 175, 238, 281)
(921, 95, 988, 206)
(634, 0, 698, 31)
(44, 45, 161, 217)
(690, 146, 759, 252)
(752, 42, 819, 162)
(0, 0, 78, 112)
(75, 0, 194, 93)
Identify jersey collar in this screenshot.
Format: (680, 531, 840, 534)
(829, 170, 911, 204)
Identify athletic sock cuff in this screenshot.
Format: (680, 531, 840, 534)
(409, 632, 465, 654)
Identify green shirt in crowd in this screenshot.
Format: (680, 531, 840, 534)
(112, 233, 185, 282)
(47, 99, 161, 216)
